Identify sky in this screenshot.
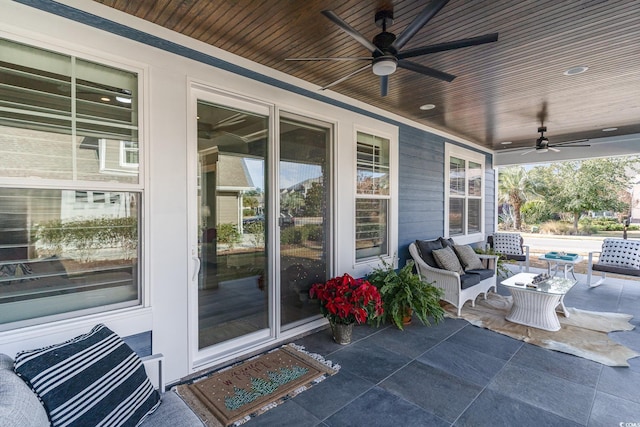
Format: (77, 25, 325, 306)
(245, 158, 322, 190)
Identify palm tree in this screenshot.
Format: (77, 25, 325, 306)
(498, 166, 537, 230)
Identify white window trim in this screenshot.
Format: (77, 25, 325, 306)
(444, 143, 485, 245)
(353, 126, 398, 269)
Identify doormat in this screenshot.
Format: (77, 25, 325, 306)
(443, 293, 639, 366)
(175, 344, 339, 426)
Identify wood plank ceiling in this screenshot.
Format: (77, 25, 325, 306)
(92, 0, 640, 153)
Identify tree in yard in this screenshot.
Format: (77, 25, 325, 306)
(303, 182, 324, 216)
(497, 166, 538, 230)
(280, 191, 305, 216)
(543, 158, 638, 233)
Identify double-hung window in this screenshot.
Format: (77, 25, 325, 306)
(0, 37, 142, 330)
(445, 144, 484, 243)
(355, 131, 390, 261)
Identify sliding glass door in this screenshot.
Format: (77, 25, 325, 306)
(195, 98, 269, 350)
(279, 113, 331, 329)
(190, 88, 332, 360)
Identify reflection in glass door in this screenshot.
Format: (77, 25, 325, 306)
(279, 114, 331, 329)
(196, 100, 269, 349)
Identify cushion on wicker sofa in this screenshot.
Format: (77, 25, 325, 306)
(453, 245, 484, 270)
(415, 239, 444, 268)
(459, 273, 482, 289)
(439, 237, 456, 248)
(432, 246, 465, 275)
(465, 269, 495, 281)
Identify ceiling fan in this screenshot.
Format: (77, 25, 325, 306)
(285, 0, 498, 96)
(521, 126, 591, 155)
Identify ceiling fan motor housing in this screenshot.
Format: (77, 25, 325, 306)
(373, 32, 397, 55)
(374, 10, 394, 29)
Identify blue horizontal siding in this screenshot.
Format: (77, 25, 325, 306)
(398, 125, 446, 266)
(398, 125, 495, 266)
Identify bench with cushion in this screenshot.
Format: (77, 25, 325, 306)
(409, 237, 498, 316)
(587, 238, 640, 288)
(0, 324, 204, 427)
(487, 232, 530, 272)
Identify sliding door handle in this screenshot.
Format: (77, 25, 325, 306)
(192, 256, 201, 282)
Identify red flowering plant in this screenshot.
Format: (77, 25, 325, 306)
(309, 273, 384, 325)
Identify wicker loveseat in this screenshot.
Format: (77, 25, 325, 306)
(587, 238, 640, 287)
(409, 237, 498, 316)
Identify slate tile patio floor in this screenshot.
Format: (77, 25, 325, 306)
(246, 265, 640, 426)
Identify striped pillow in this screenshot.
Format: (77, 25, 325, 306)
(14, 324, 160, 427)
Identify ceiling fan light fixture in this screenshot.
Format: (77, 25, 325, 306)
(419, 104, 435, 110)
(602, 127, 618, 132)
(537, 148, 549, 153)
(372, 56, 397, 76)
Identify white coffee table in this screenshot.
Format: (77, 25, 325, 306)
(538, 253, 583, 280)
(501, 272, 577, 331)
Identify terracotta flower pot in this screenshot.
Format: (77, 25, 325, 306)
(402, 308, 413, 325)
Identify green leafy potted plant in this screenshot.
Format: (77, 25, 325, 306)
(367, 258, 444, 330)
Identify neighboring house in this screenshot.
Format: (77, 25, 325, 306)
(215, 154, 255, 227)
(0, 1, 494, 383)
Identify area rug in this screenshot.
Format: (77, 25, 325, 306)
(175, 344, 339, 426)
(443, 293, 639, 367)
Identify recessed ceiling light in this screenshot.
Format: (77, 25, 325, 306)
(419, 104, 436, 110)
(500, 141, 512, 145)
(100, 96, 111, 102)
(602, 127, 618, 132)
(563, 66, 589, 76)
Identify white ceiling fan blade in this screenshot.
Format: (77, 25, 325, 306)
(549, 139, 590, 147)
(520, 148, 536, 155)
(320, 64, 372, 91)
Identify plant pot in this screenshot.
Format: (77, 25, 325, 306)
(402, 308, 413, 326)
(330, 321, 354, 345)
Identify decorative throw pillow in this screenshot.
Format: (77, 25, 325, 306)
(0, 354, 50, 427)
(432, 246, 465, 275)
(453, 245, 484, 270)
(14, 324, 160, 427)
(492, 233, 523, 255)
(438, 237, 456, 248)
(599, 238, 640, 269)
(415, 239, 443, 268)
